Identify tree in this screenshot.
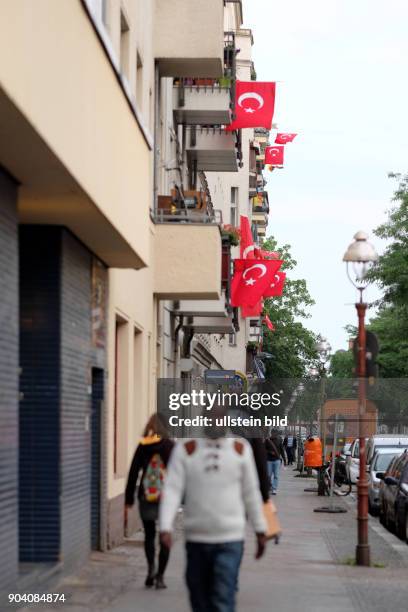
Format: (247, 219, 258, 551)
(261, 236, 319, 379)
(329, 349, 354, 378)
(367, 173, 408, 378)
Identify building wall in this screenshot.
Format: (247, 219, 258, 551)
(0, 0, 152, 268)
(19, 227, 62, 564)
(19, 226, 106, 575)
(0, 169, 18, 590)
(60, 231, 94, 571)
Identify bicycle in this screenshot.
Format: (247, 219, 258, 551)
(322, 457, 352, 496)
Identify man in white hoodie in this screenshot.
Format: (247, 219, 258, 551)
(159, 435, 267, 612)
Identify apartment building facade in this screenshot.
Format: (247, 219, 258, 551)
(0, 0, 270, 591)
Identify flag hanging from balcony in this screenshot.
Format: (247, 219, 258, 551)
(262, 314, 275, 331)
(275, 133, 297, 144)
(227, 81, 276, 130)
(240, 215, 256, 259)
(231, 259, 283, 307)
(264, 271, 286, 297)
(265, 145, 284, 166)
(259, 249, 280, 260)
(241, 301, 263, 318)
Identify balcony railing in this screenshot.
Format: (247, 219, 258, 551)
(154, 208, 223, 225)
(186, 126, 241, 172)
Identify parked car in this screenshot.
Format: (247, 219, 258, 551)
(345, 438, 365, 484)
(367, 448, 404, 516)
(346, 435, 408, 485)
(378, 450, 408, 540)
(339, 442, 351, 459)
(366, 435, 408, 465)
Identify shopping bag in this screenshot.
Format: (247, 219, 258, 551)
(263, 500, 281, 544)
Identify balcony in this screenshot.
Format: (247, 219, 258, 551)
(154, 0, 224, 77)
(154, 210, 222, 300)
(186, 127, 240, 172)
(0, 1, 154, 269)
(183, 315, 235, 335)
(173, 81, 231, 125)
(252, 212, 268, 226)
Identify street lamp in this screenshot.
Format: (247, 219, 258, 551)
(343, 230, 378, 567)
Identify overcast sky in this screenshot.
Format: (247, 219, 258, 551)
(243, 0, 408, 352)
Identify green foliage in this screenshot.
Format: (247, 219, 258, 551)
(329, 349, 354, 378)
(366, 173, 408, 378)
(261, 236, 319, 378)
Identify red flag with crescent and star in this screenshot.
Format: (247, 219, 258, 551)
(240, 215, 256, 259)
(275, 133, 297, 144)
(262, 314, 275, 331)
(231, 259, 283, 307)
(263, 271, 286, 297)
(265, 145, 284, 166)
(226, 81, 276, 130)
(241, 301, 263, 318)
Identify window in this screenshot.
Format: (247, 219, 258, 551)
(136, 51, 144, 111)
(230, 187, 238, 226)
(120, 10, 130, 81)
(114, 317, 129, 476)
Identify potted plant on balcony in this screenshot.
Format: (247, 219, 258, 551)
(221, 224, 240, 246)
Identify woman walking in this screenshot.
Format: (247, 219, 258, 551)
(125, 415, 174, 589)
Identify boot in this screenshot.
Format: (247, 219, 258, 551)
(145, 565, 155, 587)
(155, 574, 167, 589)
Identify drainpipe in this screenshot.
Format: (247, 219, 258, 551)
(153, 62, 160, 213)
(173, 314, 184, 378)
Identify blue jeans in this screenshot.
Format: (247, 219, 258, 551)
(267, 459, 281, 492)
(185, 541, 244, 612)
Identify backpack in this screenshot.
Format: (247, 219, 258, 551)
(143, 453, 166, 503)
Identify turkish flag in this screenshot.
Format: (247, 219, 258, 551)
(265, 145, 284, 166)
(240, 215, 256, 259)
(241, 301, 263, 318)
(231, 259, 283, 307)
(263, 314, 275, 331)
(259, 249, 280, 260)
(275, 133, 297, 144)
(227, 81, 276, 130)
(264, 271, 286, 297)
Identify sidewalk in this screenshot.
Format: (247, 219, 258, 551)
(19, 467, 408, 612)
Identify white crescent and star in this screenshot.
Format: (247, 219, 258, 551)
(243, 263, 267, 286)
(269, 147, 281, 157)
(270, 274, 280, 287)
(242, 245, 255, 258)
(237, 92, 264, 114)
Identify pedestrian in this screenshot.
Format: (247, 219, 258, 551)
(283, 433, 297, 465)
(125, 414, 174, 589)
(159, 412, 267, 612)
(265, 429, 286, 495)
(227, 405, 271, 503)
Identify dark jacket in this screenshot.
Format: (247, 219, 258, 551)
(265, 434, 286, 463)
(125, 437, 174, 506)
(248, 438, 270, 503)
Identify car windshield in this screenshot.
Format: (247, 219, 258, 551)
(374, 453, 398, 471)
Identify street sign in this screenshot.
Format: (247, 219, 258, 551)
(204, 370, 236, 384)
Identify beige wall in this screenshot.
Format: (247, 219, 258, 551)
(107, 233, 157, 500)
(0, 0, 152, 268)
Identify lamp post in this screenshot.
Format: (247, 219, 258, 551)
(343, 231, 378, 567)
(314, 338, 331, 495)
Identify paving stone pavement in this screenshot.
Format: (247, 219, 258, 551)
(16, 466, 408, 612)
